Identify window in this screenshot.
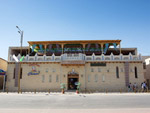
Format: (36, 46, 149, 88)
(130, 69, 133, 72)
(13, 68, 22, 79)
(20, 68, 22, 79)
(121, 68, 123, 72)
(42, 75, 45, 83)
(46, 68, 48, 73)
(52, 68, 55, 72)
(98, 68, 101, 72)
(49, 75, 52, 82)
(102, 75, 105, 82)
(107, 69, 109, 72)
(143, 62, 146, 69)
(88, 75, 90, 82)
(135, 67, 138, 78)
(13, 68, 15, 79)
(95, 75, 98, 82)
(116, 67, 119, 78)
(91, 68, 94, 72)
(56, 75, 59, 82)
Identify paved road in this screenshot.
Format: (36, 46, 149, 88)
(0, 92, 150, 113)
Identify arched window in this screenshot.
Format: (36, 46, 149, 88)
(135, 67, 138, 78)
(20, 68, 22, 79)
(13, 68, 15, 79)
(116, 67, 119, 78)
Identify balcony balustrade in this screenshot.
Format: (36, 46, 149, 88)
(9, 53, 142, 62)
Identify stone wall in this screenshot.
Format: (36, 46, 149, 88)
(6, 62, 144, 92)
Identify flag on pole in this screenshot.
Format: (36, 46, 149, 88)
(20, 56, 24, 62)
(13, 55, 19, 62)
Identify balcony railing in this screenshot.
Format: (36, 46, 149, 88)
(9, 53, 142, 62)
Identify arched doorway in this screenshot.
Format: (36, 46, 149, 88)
(68, 69, 79, 90)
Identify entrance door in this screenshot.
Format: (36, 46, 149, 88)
(0, 76, 4, 90)
(68, 74, 79, 90)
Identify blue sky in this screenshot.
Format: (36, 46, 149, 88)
(0, 0, 150, 60)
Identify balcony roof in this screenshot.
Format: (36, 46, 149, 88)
(28, 40, 121, 45)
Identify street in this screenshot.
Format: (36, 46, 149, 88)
(0, 92, 150, 113)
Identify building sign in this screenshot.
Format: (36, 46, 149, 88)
(90, 63, 106, 66)
(28, 64, 40, 76)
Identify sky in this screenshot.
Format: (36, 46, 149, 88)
(0, 0, 150, 60)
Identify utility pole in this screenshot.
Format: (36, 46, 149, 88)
(16, 26, 23, 93)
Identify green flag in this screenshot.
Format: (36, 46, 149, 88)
(20, 56, 24, 62)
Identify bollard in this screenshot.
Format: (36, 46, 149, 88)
(20, 89, 22, 94)
(48, 89, 50, 94)
(34, 89, 36, 94)
(7, 88, 8, 94)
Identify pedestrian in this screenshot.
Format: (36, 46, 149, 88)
(143, 82, 147, 92)
(133, 82, 137, 92)
(128, 83, 132, 92)
(141, 82, 144, 92)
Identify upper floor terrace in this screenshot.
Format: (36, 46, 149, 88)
(8, 40, 142, 62)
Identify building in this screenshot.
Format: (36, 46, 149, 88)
(6, 40, 144, 92)
(143, 56, 150, 89)
(0, 58, 7, 90)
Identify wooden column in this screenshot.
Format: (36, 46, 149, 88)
(101, 43, 104, 54)
(83, 43, 86, 54)
(44, 44, 47, 55)
(28, 44, 31, 55)
(119, 42, 121, 55)
(61, 44, 64, 54)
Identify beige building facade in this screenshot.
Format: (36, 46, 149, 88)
(0, 58, 7, 90)
(6, 40, 145, 92)
(143, 57, 150, 89)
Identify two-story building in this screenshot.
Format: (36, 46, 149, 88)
(6, 40, 144, 92)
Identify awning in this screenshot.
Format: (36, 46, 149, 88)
(0, 69, 5, 75)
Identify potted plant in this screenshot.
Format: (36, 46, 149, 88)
(76, 82, 81, 94)
(60, 83, 66, 94)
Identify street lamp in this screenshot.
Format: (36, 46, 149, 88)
(16, 26, 23, 93)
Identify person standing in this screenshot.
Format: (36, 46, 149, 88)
(128, 83, 132, 92)
(133, 82, 137, 92)
(141, 82, 144, 92)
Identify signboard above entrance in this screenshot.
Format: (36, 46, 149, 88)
(90, 63, 106, 66)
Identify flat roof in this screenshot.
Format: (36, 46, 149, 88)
(28, 40, 121, 45)
(0, 58, 7, 62)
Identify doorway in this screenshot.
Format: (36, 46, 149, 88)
(68, 74, 79, 90)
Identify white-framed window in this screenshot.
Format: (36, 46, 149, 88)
(42, 75, 45, 83)
(49, 75, 52, 82)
